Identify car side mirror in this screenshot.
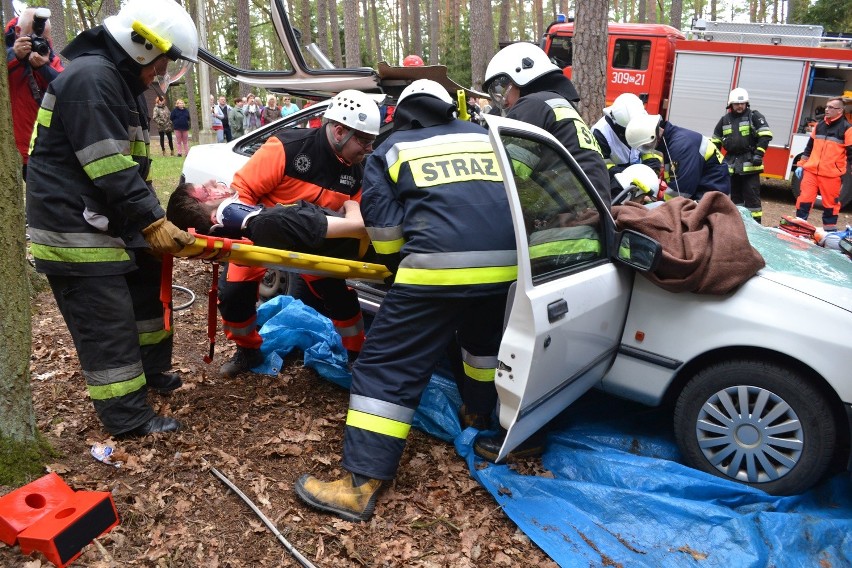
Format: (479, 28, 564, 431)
(613, 230, 662, 272)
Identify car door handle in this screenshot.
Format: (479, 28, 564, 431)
(547, 299, 568, 323)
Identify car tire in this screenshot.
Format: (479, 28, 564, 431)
(673, 360, 836, 495)
(258, 270, 309, 301)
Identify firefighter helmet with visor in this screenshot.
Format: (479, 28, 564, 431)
(606, 93, 647, 128)
(483, 43, 559, 109)
(104, 0, 198, 95)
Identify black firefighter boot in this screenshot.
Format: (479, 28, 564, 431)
(146, 372, 183, 394)
(474, 428, 546, 463)
(219, 346, 265, 378)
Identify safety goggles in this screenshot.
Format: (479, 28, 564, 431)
(153, 56, 193, 97)
(345, 128, 376, 149)
(487, 76, 513, 110)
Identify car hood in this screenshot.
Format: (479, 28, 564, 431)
(741, 210, 852, 312)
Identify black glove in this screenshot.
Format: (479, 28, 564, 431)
(751, 154, 763, 167)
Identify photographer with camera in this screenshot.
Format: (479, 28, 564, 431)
(6, 7, 63, 180)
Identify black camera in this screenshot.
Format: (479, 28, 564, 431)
(28, 8, 51, 57)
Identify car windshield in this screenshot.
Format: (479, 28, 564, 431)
(743, 209, 852, 287)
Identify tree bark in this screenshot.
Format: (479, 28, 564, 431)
(371, 0, 383, 62)
(400, 0, 410, 59)
(469, 0, 494, 90)
(572, 0, 608, 124)
(669, 0, 683, 29)
(237, 0, 251, 71)
(428, 0, 439, 63)
(343, 0, 361, 66)
(328, 0, 343, 67)
(498, 0, 511, 45)
(0, 42, 37, 443)
(317, 0, 329, 57)
(411, 0, 423, 62)
(47, 0, 68, 54)
(361, 0, 373, 67)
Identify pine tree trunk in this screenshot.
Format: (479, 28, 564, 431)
(411, 0, 423, 62)
(572, 0, 608, 124)
(317, 0, 329, 57)
(362, 0, 373, 67)
(343, 0, 361, 66)
(47, 0, 67, 54)
(669, 0, 683, 29)
(469, 0, 494, 90)
(498, 0, 511, 45)
(0, 41, 37, 443)
(371, 0, 383, 62)
(428, 0, 439, 63)
(328, 0, 343, 67)
(238, 0, 251, 70)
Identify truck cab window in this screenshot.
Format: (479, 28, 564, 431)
(549, 38, 573, 69)
(612, 40, 652, 71)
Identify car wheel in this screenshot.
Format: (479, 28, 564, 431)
(258, 270, 311, 302)
(673, 360, 836, 495)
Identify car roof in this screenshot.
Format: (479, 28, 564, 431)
(198, 0, 485, 101)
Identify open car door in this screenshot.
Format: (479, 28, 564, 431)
(485, 116, 635, 461)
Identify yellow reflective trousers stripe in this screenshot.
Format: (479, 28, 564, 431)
(346, 408, 411, 439)
(87, 373, 146, 400)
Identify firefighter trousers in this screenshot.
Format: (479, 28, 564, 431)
(46, 252, 172, 435)
(730, 172, 762, 222)
(342, 288, 508, 480)
(217, 265, 364, 352)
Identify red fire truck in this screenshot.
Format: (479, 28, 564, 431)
(541, 18, 852, 183)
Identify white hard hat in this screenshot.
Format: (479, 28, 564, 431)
(625, 114, 662, 149)
(397, 79, 453, 106)
(605, 93, 647, 128)
(483, 42, 559, 91)
(324, 90, 381, 136)
(614, 164, 660, 195)
(104, 0, 198, 93)
(728, 87, 749, 106)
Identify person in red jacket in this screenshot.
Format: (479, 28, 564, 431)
(794, 96, 852, 232)
(6, 7, 64, 179)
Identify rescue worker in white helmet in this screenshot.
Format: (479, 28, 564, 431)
(591, 93, 664, 198)
(711, 88, 773, 223)
(26, 0, 198, 437)
(483, 42, 611, 204)
(294, 79, 521, 522)
(216, 89, 381, 378)
(625, 114, 731, 201)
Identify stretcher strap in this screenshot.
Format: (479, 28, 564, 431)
(204, 262, 220, 364)
(161, 254, 174, 332)
(187, 229, 254, 261)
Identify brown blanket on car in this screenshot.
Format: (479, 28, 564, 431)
(612, 194, 765, 295)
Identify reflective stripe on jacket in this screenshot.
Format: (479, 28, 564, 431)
(231, 125, 362, 209)
(26, 52, 163, 276)
(363, 121, 517, 295)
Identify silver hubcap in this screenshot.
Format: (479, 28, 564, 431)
(695, 385, 804, 483)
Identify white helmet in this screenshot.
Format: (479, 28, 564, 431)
(605, 93, 647, 128)
(324, 89, 381, 135)
(484, 42, 559, 96)
(397, 79, 453, 106)
(728, 87, 749, 106)
(625, 114, 663, 149)
(104, 0, 198, 93)
(614, 164, 660, 196)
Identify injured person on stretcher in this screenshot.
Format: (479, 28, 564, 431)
(166, 179, 370, 258)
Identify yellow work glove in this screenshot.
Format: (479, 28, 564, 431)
(142, 218, 194, 254)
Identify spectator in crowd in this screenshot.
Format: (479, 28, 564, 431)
(170, 98, 191, 156)
(261, 94, 282, 125)
(280, 92, 300, 116)
(229, 97, 246, 139)
(244, 93, 262, 132)
(6, 6, 64, 179)
(793, 96, 851, 232)
(212, 97, 225, 142)
(711, 88, 772, 223)
(25, 0, 197, 437)
(152, 95, 174, 155)
(217, 95, 232, 142)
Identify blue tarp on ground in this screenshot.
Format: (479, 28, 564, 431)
(255, 295, 852, 567)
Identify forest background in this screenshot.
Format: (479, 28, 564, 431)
(1, 0, 849, 142)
